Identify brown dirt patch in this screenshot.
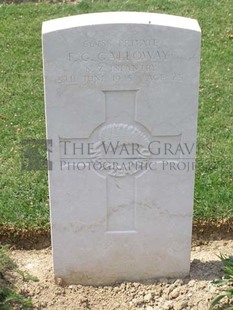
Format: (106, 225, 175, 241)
(9, 240, 233, 310)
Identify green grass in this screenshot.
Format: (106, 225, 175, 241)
(0, 0, 232, 229)
(210, 255, 233, 310)
(0, 246, 33, 309)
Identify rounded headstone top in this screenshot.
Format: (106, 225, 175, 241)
(42, 12, 201, 34)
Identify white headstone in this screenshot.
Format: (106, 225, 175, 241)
(42, 12, 201, 285)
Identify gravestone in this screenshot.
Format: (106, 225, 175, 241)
(42, 12, 201, 285)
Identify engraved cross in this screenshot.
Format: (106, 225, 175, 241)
(60, 89, 182, 233)
(94, 90, 181, 232)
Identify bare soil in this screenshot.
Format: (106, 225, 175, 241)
(8, 240, 233, 310)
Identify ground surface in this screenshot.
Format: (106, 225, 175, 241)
(8, 240, 233, 310)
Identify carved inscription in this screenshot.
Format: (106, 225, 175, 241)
(55, 37, 185, 86)
(69, 50, 170, 62)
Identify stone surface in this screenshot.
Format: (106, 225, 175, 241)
(42, 12, 201, 285)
